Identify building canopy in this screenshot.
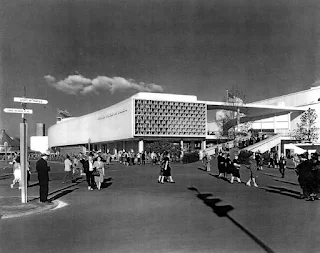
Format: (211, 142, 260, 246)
(205, 101, 306, 130)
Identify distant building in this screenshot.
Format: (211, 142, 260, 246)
(48, 91, 307, 154)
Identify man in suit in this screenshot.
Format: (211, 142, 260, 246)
(36, 153, 52, 204)
(80, 153, 95, 190)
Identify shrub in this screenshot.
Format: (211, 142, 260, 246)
(238, 150, 253, 165)
(145, 140, 181, 158)
(182, 151, 200, 164)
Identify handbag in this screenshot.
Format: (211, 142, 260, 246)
(92, 169, 100, 177)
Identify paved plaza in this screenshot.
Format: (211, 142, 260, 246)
(1, 159, 320, 253)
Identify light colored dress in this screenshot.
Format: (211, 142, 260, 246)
(93, 161, 104, 185)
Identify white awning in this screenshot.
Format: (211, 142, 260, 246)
(203, 101, 306, 130)
(284, 144, 307, 155)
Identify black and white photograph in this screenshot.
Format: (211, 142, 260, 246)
(1, 0, 320, 252)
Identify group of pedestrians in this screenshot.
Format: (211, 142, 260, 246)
(118, 150, 146, 166)
(217, 152, 244, 185)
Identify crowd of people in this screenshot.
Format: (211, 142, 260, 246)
(7, 144, 320, 203)
(202, 150, 290, 187)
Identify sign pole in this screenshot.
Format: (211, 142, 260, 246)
(20, 121, 28, 203)
(20, 100, 28, 203)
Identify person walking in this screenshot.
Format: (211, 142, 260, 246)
(202, 152, 208, 170)
(80, 154, 95, 190)
(279, 153, 287, 178)
(137, 152, 141, 165)
(142, 151, 146, 165)
(63, 155, 73, 184)
(160, 151, 175, 184)
(106, 151, 111, 165)
(217, 152, 225, 178)
(151, 151, 156, 165)
(246, 153, 258, 187)
(230, 154, 241, 184)
(36, 153, 51, 204)
(10, 156, 21, 189)
(205, 153, 211, 172)
(93, 156, 105, 190)
(225, 154, 233, 179)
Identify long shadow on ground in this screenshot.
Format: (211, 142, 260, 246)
(273, 179, 299, 186)
(188, 186, 275, 253)
(48, 188, 79, 202)
(259, 185, 301, 199)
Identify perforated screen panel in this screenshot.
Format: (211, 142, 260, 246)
(134, 99, 206, 136)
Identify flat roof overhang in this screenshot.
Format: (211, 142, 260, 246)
(203, 101, 307, 130)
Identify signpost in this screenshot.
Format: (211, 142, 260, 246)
(3, 96, 48, 204)
(14, 97, 48, 104)
(4, 108, 33, 114)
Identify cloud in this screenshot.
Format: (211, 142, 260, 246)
(45, 74, 164, 95)
(311, 80, 320, 87)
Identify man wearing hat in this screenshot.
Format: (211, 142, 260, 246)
(36, 153, 51, 203)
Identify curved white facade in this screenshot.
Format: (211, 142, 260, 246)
(48, 97, 134, 147)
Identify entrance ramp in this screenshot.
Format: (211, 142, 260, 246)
(243, 134, 291, 153)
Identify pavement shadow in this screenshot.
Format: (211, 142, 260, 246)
(259, 186, 301, 199)
(197, 167, 207, 172)
(273, 179, 299, 186)
(101, 181, 112, 189)
(208, 173, 232, 184)
(0, 174, 12, 181)
(28, 182, 39, 188)
(188, 186, 275, 253)
(48, 187, 79, 202)
(260, 172, 282, 179)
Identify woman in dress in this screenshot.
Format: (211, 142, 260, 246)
(246, 153, 258, 187)
(11, 156, 21, 189)
(93, 156, 105, 190)
(160, 151, 175, 184)
(230, 154, 241, 183)
(206, 153, 211, 172)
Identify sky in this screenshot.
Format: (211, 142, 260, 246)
(1, 0, 320, 138)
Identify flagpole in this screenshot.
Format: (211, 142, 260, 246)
(226, 89, 229, 103)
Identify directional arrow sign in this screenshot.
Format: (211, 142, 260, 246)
(14, 97, 48, 104)
(3, 108, 33, 114)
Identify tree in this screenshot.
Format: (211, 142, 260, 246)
(145, 140, 181, 159)
(216, 87, 251, 140)
(293, 108, 319, 142)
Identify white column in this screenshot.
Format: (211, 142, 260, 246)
(201, 140, 206, 150)
(138, 140, 144, 153)
(180, 140, 184, 158)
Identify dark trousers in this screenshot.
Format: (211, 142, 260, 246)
(39, 182, 49, 202)
(86, 171, 95, 187)
(279, 166, 285, 177)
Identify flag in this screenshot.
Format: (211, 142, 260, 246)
(57, 108, 72, 118)
(228, 92, 235, 99)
